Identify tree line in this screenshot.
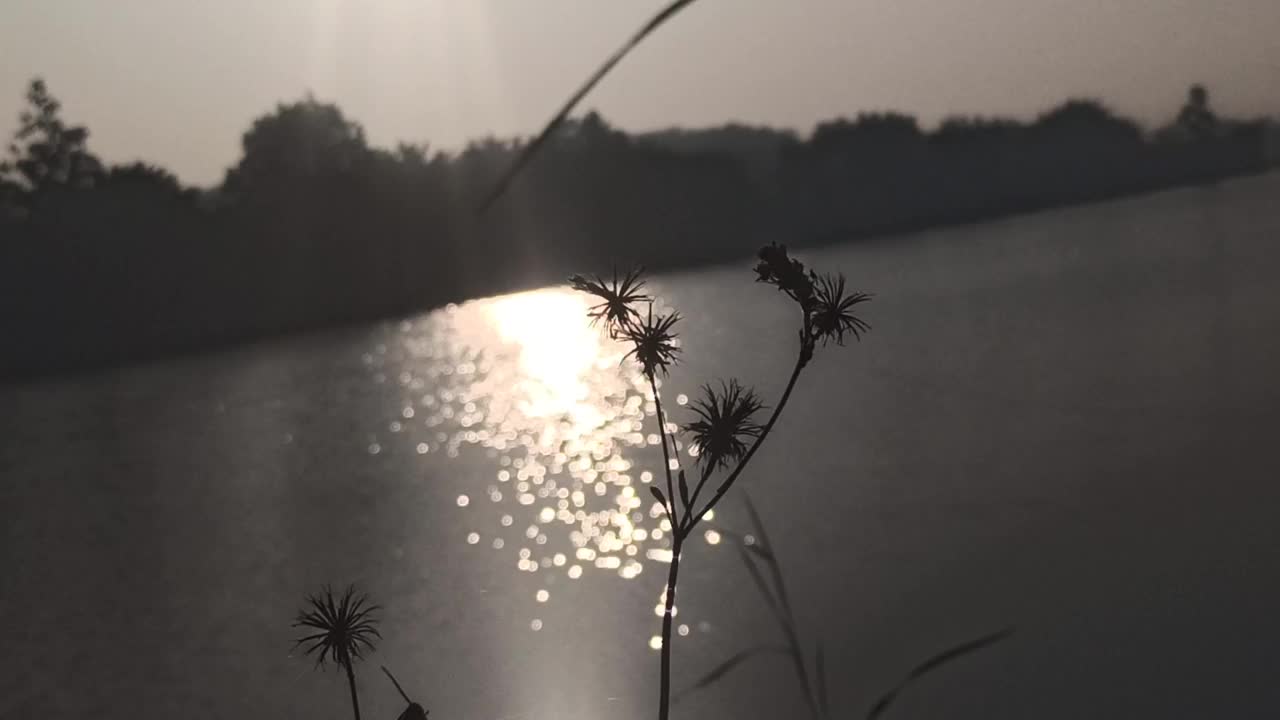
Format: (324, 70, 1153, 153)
(0, 78, 1272, 377)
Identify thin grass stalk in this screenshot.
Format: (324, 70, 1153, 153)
(658, 535, 684, 720)
(649, 364, 687, 720)
(649, 372, 680, 528)
(344, 658, 362, 720)
(744, 497, 795, 620)
(739, 504, 821, 720)
(760, 551, 819, 719)
(770, 588, 819, 720)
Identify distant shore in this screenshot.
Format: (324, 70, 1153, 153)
(4, 167, 1274, 384)
(3, 79, 1276, 381)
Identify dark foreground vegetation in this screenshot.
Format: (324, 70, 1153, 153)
(293, 249, 1008, 720)
(1, 78, 1274, 378)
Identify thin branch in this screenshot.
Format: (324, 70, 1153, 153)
(649, 372, 681, 530)
(681, 463, 714, 534)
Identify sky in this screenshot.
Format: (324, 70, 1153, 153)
(2, 0, 1278, 186)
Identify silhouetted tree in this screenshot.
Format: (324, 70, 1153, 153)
(0, 176, 23, 222)
(222, 96, 373, 204)
(106, 161, 183, 190)
(560, 110, 630, 149)
(781, 112, 928, 233)
(0, 76, 1270, 379)
(810, 112, 922, 153)
(1176, 84, 1219, 140)
(1021, 100, 1147, 200)
(0, 78, 102, 215)
(100, 161, 197, 205)
(932, 116, 1023, 145)
(1030, 99, 1144, 145)
(640, 123, 799, 189)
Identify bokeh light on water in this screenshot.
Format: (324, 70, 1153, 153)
(362, 287, 718, 622)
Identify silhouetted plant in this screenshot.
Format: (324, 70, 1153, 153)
(571, 267, 650, 334)
(812, 273, 873, 346)
(293, 585, 382, 720)
(685, 380, 764, 473)
(572, 244, 870, 720)
(679, 495, 1012, 720)
(621, 306, 682, 377)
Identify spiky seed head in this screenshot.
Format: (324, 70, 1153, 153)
(569, 266, 649, 337)
(685, 379, 765, 472)
(621, 304, 681, 378)
(293, 584, 382, 669)
(811, 273, 871, 345)
(755, 243, 816, 309)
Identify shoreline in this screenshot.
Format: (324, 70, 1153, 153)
(3, 166, 1273, 385)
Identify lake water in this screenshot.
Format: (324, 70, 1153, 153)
(4, 172, 1280, 720)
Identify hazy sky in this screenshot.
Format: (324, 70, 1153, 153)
(3, 0, 1278, 185)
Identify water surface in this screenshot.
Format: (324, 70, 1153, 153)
(4, 173, 1280, 719)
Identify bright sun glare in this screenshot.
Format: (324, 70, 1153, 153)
(484, 289, 608, 420)
(368, 286, 702, 597)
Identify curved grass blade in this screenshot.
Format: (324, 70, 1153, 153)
(864, 628, 1014, 720)
(715, 523, 775, 561)
(743, 539, 775, 562)
(672, 645, 792, 703)
(381, 666, 413, 705)
(477, 0, 704, 212)
(736, 542, 786, 628)
(815, 641, 830, 718)
(743, 494, 793, 617)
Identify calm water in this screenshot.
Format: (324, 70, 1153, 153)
(4, 173, 1280, 720)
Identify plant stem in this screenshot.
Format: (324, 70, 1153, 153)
(649, 368, 684, 720)
(689, 350, 806, 528)
(681, 464, 713, 534)
(658, 536, 683, 720)
(649, 373, 679, 526)
(344, 660, 362, 720)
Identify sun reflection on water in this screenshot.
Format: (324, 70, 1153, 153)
(365, 287, 716, 620)
(484, 290, 603, 421)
